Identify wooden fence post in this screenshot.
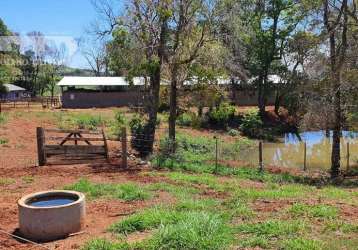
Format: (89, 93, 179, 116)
(347, 142, 350, 172)
(259, 141, 263, 172)
(214, 136, 218, 173)
(36, 127, 46, 166)
(303, 142, 307, 171)
(121, 127, 128, 168)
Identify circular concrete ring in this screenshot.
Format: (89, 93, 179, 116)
(18, 190, 85, 242)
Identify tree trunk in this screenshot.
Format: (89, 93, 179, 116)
(257, 76, 266, 117)
(140, 19, 167, 157)
(274, 90, 280, 115)
(169, 66, 178, 143)
(331, 72, 341, 178)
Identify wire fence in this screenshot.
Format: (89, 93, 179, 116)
(125, 127, 357, 174)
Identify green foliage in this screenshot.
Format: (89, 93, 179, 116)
(110, 111, 127, 137)
(65, 179, 150, 201)
(288, 203, 338, 219)
(82, 239, 132, 250)
(75, 114, 105, 130)
(239, 236, 269, 249)
(324, 221, 358, 233)
(109, 207, 184, 234)
(281, 238, 323, 250)
(148, 212, 233, 250)
(128, 115, 153, 156)
(0, 138, 8, 145)
(239, 109, 263, 138)
(228, 128, 240, 137)
(177, 112, 196, 127)
(207, 102, 236, 129)
(0, 178, 15, 186)
(0, 113, 7, 125)
(236, 220, 305, 238)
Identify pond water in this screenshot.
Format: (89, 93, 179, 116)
(28, 196, 77, 207)
(245, 130, 358, 170)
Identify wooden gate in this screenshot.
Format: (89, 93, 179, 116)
(36, 127, 109, 166)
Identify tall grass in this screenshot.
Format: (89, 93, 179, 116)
(65, 179, 150, 201)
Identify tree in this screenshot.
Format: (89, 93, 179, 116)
(92, 0, 170, 157)
(322, 0, 349, 178)
(166, 0, 217, 142)
(219, 0, 304, 117)
(80, 37, 109, 76)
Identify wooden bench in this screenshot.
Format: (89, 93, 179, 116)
(36, 128, 109, 166)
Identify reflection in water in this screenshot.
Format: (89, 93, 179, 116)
(244, 131, 358, 170)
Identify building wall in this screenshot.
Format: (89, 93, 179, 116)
(230, 89, 275, 106)
(0, 91, 29, 101)
(61, 91, 144, 108)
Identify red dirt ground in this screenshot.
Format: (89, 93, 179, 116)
(0, 111, 174, 249)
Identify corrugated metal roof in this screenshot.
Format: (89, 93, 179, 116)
(4, 84, 26, 92)
(57, 77, 148, 86)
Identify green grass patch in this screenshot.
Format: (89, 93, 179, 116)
(109, 206, 185, 235)
(235, 220, 305, 238)
(281, 238, 323, 250)
(146, 182, 199, 198)
(288, 203, 338, 219)
(0, 178, 15, 186)
(165, 172, 226, 192)
(239, 236, 269, 249)
(223, 197, 254, 219)
(234, 183, 312, 201)
(324, 221, 358, 233)
(148, 211, 233, 250)
(82, 239, 133, 250)
(0, 138, 8, 145)
(0, 113, 7, 125)
(65, 179, 150, 201)
(174, 198, 220, 212)
(22, 176, 35, 184)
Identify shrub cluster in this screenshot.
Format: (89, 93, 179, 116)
(239, 109, 263, 138)
(207, 102, 236, 129)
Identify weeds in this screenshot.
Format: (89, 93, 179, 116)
(235, 220, 305, 238)
(109, 206, 184, 234)
(65, 179, 150, 201)
(281, 238, 323, 250)
(288, 203, 338, 219)
(148, 212, 233, 250)
(0, 178, 15, 186)
(0, 113, 6, 125)
(0, 138, 8, 145)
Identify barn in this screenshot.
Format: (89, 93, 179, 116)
(0, 84, 30, 101)
(58, 77, 147, 108)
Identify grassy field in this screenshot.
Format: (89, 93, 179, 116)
(0, 108, 357, 250)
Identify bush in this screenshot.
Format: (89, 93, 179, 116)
(207, 103, 236, 129)
(177, 112, 194, 127)
(129, 115, 154, 157)
(110, 111, 127, 137)
(228, 129, 240, 137)
(239, 109, 263, 138)
(74, 114, 105, 130)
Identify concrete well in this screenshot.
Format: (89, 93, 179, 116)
(18, 190, 85, 242)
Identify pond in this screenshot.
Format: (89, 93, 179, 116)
(245, 130, 358, 170)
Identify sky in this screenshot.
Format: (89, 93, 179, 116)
(0, 0, 108, 69)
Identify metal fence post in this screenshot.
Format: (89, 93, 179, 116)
(121, 127, 128, 168)
(259, 141, 263, 172)
(303, 142, 307, 171)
